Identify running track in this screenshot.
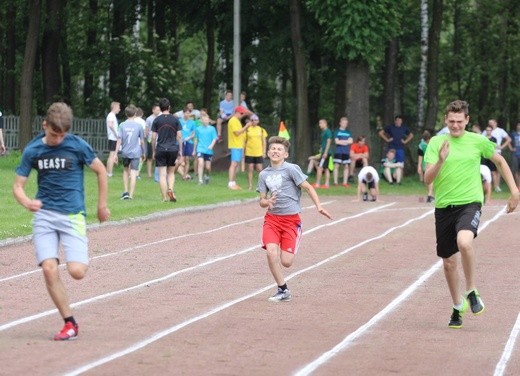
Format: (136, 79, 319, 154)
(1, 196, 519, 375)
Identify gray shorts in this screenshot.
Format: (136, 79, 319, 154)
(33, 209, 89, 266)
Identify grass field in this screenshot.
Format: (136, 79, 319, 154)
(0, 151, 511, 241)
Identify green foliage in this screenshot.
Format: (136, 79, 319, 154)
(305, 0, 403, 65)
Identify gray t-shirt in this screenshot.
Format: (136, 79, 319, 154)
(118, 120, 145, 159)
(257, 161, 308, 215)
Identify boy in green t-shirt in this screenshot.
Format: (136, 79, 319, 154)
(424, 99, 519, 329)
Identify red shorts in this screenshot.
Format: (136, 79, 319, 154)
(261, 213, 302, 254)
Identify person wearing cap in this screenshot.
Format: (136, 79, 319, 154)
(354, 165, 380, 202)
(227, 105, 250, 190)
(244, 114, 268, 190)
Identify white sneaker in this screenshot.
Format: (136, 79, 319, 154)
(268, 288, 292, 302)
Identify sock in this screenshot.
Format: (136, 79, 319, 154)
(278, 283, 288, 291)
(64, 316, 77, 326)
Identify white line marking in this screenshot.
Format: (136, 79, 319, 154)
(294, 207, 506, 376)
(494, 313, 520, 376)
(0, 202, 335, 283)
(61, 204, 438, 376)
(0, 203, 395, 332)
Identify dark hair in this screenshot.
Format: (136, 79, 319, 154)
(158, 98, 170, 112)
(268, 136, 291, 151)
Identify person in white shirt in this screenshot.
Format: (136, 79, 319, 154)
(482, 119, 511, 192)
(355, 165, 380, 202)
(106, 101, 121, 177)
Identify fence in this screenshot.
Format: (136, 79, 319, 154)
(2, 115, 109, 157)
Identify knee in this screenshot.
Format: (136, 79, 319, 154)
(67, 263, 88, 280)
(41, 259, 59, 281)
(281, 259, 293, 268)
(443, 256, 457, 272)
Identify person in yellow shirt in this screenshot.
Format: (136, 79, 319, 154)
(245, 114, 268, 190)
(227, 106, 249, 189)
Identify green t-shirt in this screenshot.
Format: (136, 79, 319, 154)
(320, 128, 333, 156)
(424, 131, 495, 208)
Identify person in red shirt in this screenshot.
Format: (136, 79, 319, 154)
(350, 136, 369, 170)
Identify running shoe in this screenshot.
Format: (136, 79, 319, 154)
(229, 184, 242, 190)
(54, 322, 79, 341)
(363, 192, 368, 201)
(120, 192, 130, 200)
(167, 189, 177, 202)
(268, 288, 292, 302)
(311, 183, 320, 188)
(426, 195, 435, 203)
(342, 183, 350, 188)
(466, 289, 485, 315)
(448, 297, 469, 329)
(204, 175, 210, 184)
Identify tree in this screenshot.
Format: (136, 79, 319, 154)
(424, 0, 443, 131)
(19, 0, 42, 149)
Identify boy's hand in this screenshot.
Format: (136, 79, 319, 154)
(97, 207, 111, 222)
(318, 206, 332, 219)
(26, 199, 43, 212)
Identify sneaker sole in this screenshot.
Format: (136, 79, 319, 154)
(448, 323, 463, 329)
(472, 305, 485, 315)
(268, 297, 292, 302)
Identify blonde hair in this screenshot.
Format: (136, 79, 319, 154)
(45, 102, 73, 132)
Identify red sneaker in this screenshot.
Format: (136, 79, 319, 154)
(311, 183, 320, 188)
(54, 322, 78, 341)
(342, 183, 350, 188)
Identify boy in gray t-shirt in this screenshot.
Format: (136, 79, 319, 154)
(257, 136, 332, 302)
(115, 105, 146, 200)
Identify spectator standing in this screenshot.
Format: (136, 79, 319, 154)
(13, 102, 110, 340)
(482, 119, 511, 192)
(151, 98, 183, 202)
(227, 106, 250, 190)
(178, 107, 196, 180)
(378, 115, 414, 174)
(332, 116, 353, 187)
(114, 105, 146, 200)
(145, 103, 161, 178)
(244, 114, 268, 190)
(312, 119, 333, 189)
(194, 113, 218, 185)
(105, 101, 121, 177)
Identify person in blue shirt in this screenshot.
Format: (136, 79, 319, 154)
(378, 115, 414, 172)
(178, 106, 197, 180)
(13, 102, 110, 341)
(194, 113, 218, 184)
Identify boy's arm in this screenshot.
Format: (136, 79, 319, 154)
(300, 180, 332, 219)
(490, 152, 520, 213)
(13, 175, 42, 212)
(353, 179, 362, 201)
(425, 140, 449, 185)
(89, 158, 110, 222)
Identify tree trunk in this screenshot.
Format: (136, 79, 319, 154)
(345, 60, 371, 158)
(42, 0, 65, 106)
(83, 0, 98, 111)
(203, 16, 215, 113)
(19, 0, 42, 149)
(109, 1, 128, 103)
(416, 0, 428, 130)
(382, 38, 398, 126)
(5, 4, 17, 112)
(334, 58, 347, 125)
(425, 0, 443, 131)
(289, 0, 310, 165)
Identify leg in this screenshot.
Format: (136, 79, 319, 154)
(457, 230, 477, 292)
(129, 169, 138, 198)
(197, 157, 204, 183)
(158, 166, 168, 200)
(343, 164, 349, 185)
(122, 166, 129, 193)
(395, 167, 403, 184)
(265, 244, 286, 286)
(247, 163, 254, 190)
(41, 259, 74, 318)
(216, 118, 223, 139)
(333, 163, 339, 185)
(442, 253, 464, 306)
(106, 151, 116, 176)
(315, 166, 323, 186)
(384, 167, 393, 183)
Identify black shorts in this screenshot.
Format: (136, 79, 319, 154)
(354, 159, 364, 168)
(482, 158, 497, 172)
(108, 140, 117, 152)
(362, 180, 376, 189)
(434, 203, 481, 259)
(155, 150, 179, 167)
(245, 156, 263, 164)
(146, 142, 153, 159)
(333, 153, 351, 165)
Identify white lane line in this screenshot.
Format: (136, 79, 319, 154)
(61, 204, 436, 376)
(494, 313, 520, 376)
(0, 201, 336, 283)
(294, 207, 506, 376)
(0, 203, 395, 332)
